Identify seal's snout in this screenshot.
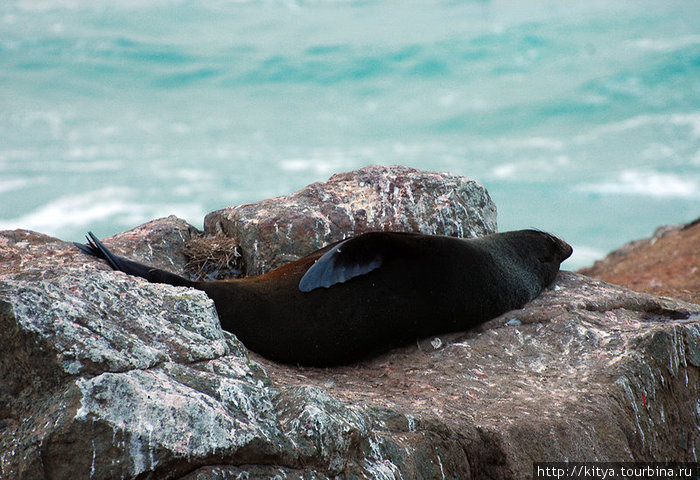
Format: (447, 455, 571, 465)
(557, 238, 573, 262)
(538, 231, 572, 263)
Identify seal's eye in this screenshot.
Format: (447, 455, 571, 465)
(538, 254, 554, 264)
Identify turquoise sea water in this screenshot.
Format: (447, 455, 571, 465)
(2, 0, 700, 269)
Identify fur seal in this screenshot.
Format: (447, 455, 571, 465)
(75, 230, 572, 366)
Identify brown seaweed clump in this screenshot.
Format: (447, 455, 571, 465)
(184, 235, 245, 281)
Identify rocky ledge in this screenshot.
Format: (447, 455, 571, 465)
(0, 166, 698, 480)
(580, 218, 700, 305)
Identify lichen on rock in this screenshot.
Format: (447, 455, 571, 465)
(0, 166, 698, 480)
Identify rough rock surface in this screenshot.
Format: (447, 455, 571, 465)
(1, 220, 698, 480)
(580, 218, 700, 304)
(203, 165, 497, 276)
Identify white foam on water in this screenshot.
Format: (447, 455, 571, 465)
(0, 178, 32, 194)
(167, 168, 216, 182)
(574, 113, 700, 144)
(278, 153, 356, 175)
(506, 137, 565, 150)
(0, 187, 205, 235)
(489, 155, 570, 180)
(279, 158, 313, 173)
(576, 170, 700, 200)
(0, 187, 138, 232)
(640, 142, 676, 161)
(12, 0, 177, 12)
(473, 136, 565, 155)
(492, 163, 518, 179)
(62, 160, 124, 172)
(669, 113, 700, 139)
(628, 34, 700, 52)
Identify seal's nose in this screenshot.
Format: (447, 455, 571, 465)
(558, 239, 573, 261)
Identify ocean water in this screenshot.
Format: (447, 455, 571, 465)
(1, 0, 699, 269)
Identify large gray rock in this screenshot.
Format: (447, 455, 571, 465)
(1, 220, 698, 480)
(204, 165, 497, 276)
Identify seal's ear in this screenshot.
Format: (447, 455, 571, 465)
(298, 232, 420, 292)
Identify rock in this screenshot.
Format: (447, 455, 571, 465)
(260, 272, 700, 473)
(1, 223, 698, 480)
(579, 218, 700, 304)
(99, 215, 202, 274)
(203, 165, 497, 276)
(0, 216, 200, 284)
(2, 164, 699, 479)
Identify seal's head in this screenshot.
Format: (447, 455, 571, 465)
(491, 229, 572, 289)
(532, 229, 573, 263)
(520, 229, 573, 285)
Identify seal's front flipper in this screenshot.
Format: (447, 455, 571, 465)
(298, 231, 421, 292)
(74, 232, 194, 288)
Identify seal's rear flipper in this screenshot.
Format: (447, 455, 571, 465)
(73, 239, 99, 257)
(74, 232, 127, 271)
(74, 232, 194, 288)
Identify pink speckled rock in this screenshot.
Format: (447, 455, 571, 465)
(1, 226, 698, 479)
(204, 165, 497, 276)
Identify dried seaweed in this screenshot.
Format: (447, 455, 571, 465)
(183, 235, 245, 281)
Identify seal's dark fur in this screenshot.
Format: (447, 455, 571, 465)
(76, 230, 572, 366)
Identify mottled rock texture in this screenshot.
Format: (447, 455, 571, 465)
(1, 166, 698, 479)
(580, 218, 700, 304)
(1, 220, 698, 480)
(203, 165, 497, 276)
